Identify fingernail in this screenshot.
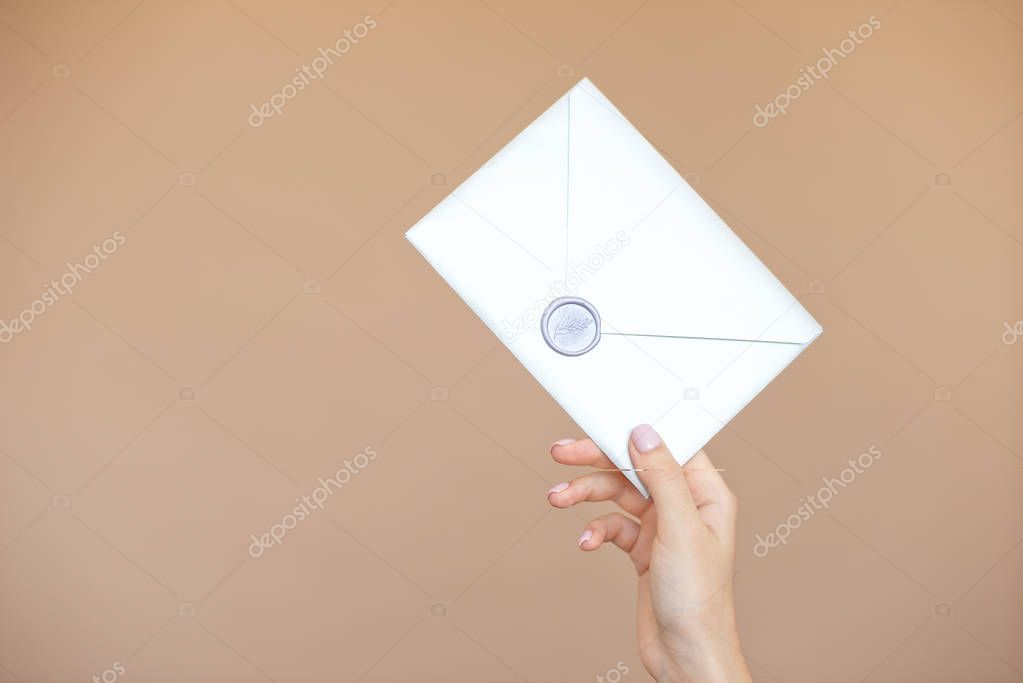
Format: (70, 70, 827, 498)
(631, 424, 662, 453)
(552, 438, 575, 447)
(578, 529, 593, 547)
(547, 482, 569, 496)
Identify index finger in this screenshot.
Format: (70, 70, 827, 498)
(550, 438, 616, 470)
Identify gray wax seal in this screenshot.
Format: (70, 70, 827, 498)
(540, 297, 600, 356)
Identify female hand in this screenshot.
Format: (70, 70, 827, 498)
(548, 424, 753, 683)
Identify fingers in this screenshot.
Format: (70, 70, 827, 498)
(550, 438, 615, 469)
(547, 471, 648, 517)
(629, 424, 700, 537)
(579, 512, 641, 555)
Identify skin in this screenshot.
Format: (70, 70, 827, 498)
(547, 424, 753, 683)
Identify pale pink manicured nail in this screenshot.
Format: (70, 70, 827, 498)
(547, 482, 569, 496)
(631, 424, 662, 453)
(578, 529, 593, 547)
(552, 438, 575, 447)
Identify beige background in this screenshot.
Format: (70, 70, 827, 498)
(1, 0, 1021, 681)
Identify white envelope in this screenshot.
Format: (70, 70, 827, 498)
(406, 78, 821, 495)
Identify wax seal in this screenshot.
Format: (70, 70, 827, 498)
(540, 297, 600, 356)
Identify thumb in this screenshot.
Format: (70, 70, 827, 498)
(629, 424, 699, 536)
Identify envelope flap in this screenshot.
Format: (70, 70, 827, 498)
(566, 81, 820, 345)
(576, 186, 820, 344)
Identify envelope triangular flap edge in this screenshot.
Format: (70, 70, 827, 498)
(563, 80, 820, 346)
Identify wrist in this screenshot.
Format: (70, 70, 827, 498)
(658, 653, 752, 683)
(660, 625, 752, 683)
